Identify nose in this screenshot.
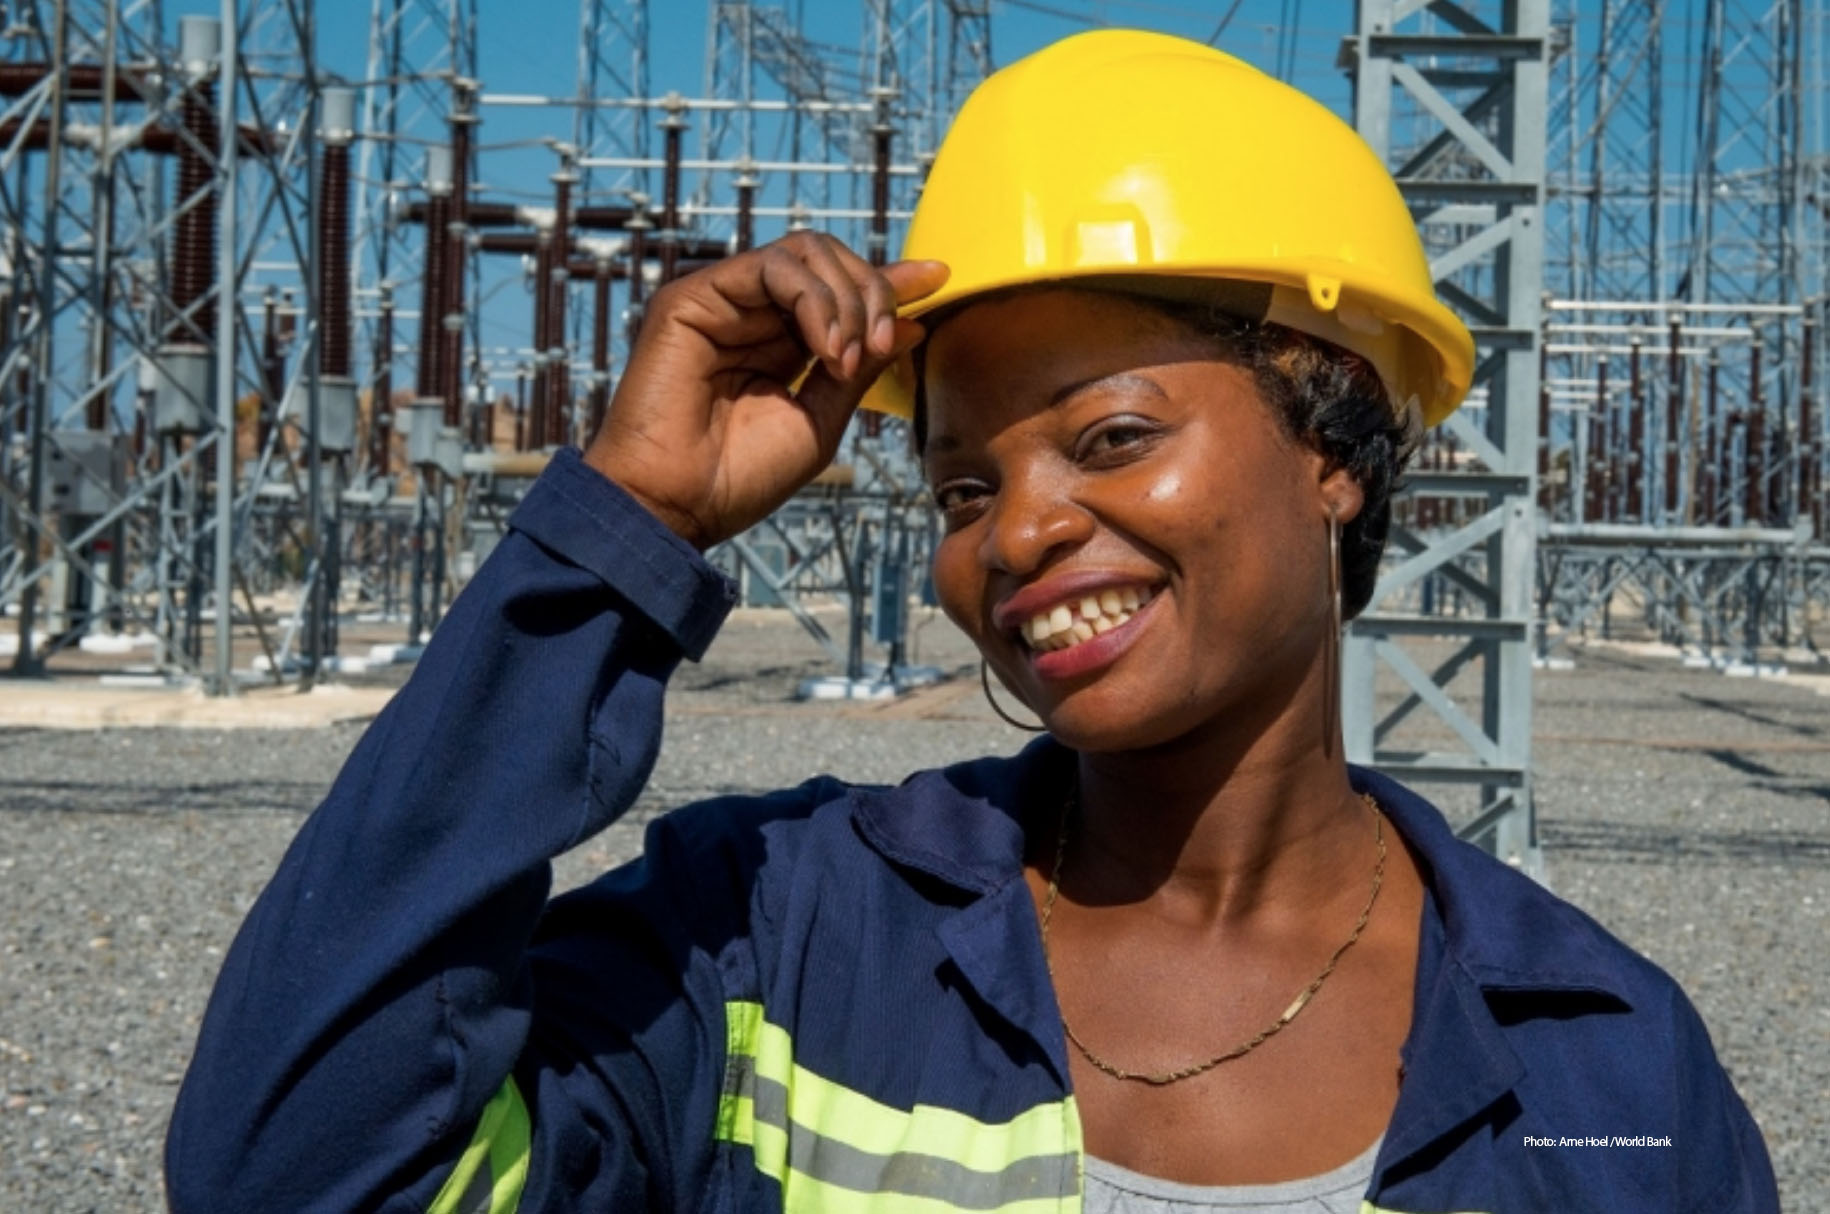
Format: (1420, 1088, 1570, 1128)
(977, 468, 1093, 577)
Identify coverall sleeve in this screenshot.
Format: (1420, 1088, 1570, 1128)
(164, 447, 742, 1213)
(1669, 988, 1782, 1214)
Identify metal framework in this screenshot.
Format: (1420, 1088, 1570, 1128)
(2, 1, 1825, 870)
(0, 0, 340, 688)
(1536, 0, 1829, 670)
(1347, 0, 1548, 872)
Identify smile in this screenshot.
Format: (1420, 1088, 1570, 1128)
(1019, 585, 1158, 653)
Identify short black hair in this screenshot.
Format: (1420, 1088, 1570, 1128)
(912, 289, 1410, 620)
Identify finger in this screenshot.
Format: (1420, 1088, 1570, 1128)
(816, 239, 904, 359)
(754, 245, 847, 373)
(795, 234, 871, 378)
(792, 313, 927, 431)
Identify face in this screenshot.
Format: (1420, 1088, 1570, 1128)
(921, 289, 1363, 754)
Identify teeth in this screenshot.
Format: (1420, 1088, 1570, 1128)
(1019, 585, 1156, 653)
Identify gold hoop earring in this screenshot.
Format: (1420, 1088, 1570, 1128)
(1324, 510, 1343, 759)
(981, 660, 1048, 733)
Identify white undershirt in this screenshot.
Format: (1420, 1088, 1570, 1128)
(1082, 1135, 1383, 1214)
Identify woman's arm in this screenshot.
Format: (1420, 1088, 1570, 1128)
(164, 449, 734, 1212)
(166, 236, 946, 1212)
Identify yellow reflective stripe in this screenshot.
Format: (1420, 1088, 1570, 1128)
(1360, 1206, 1487, 1214)
(718, 1000, 1083, 1211)
(428, 1076, 530, 1214)
(718, 998, 765, 1147)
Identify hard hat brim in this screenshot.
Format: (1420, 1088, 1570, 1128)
(859, 268, 1474, 430)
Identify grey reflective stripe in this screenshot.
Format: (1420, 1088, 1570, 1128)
(453, 1162, 496, 1214)
(722, 1050, 755, 1102)
(745, 1068, 1081, 1208)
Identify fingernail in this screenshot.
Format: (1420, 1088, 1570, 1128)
(827, 321, 843, 358)
(843, 341, 862, 378)
(872, 315, 895, 354)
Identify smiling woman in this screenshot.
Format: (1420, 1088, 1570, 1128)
(167, 29, 1776, 1214)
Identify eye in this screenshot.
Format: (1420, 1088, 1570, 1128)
(931, 479, 991, 523)
(1076, 415, 1161, 462)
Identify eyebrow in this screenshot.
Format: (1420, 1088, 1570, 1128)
(925, 371, 1169, 458)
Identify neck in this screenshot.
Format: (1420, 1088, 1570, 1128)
(1065, 657, 1364, 925)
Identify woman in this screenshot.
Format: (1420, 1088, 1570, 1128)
(167, 30, 1777, 1214)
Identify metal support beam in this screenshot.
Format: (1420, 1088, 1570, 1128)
(1348, 0, 1548, 875)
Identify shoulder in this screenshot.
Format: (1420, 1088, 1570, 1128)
(1357, 766, 1686, 1010)
(1362, 771, 1776, 1210)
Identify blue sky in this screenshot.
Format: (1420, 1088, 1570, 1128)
(137, 1, 1811, 392)
(145, 0, 1355, 381)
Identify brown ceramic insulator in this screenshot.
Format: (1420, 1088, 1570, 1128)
(1747, 342, 1765, 523)
(415, 192, 449, 398)
(1585, 410, 1603, 523)
(627, 218, 648, 323)
(0, 63, 156, 102)
(1746, 411, 1767, 524)
(589, 265, 610, 443)
(1593, 358, 1611, 522)
(260, 293, 283, 452)
(870, 125, 892, 268)
(515, 371, 528, 453)
(864, 130, 891, 441)
(1722, 412, 1741, 523)
(572, 204, 637, 230)
(399, 200, 635, 230)
(319, 143, 352, 377)
(1665, 320, 1681, 517)
(371, 297, 393, 476)
(169, 82, 219, 343)
(661, 125, 683, 284)
(0, 118, 53, 149)
(0, 115, 272, 157)
(1536, 339, 1551, 513)
(1627, 341, 1644, 521)
(529, 231, 552, 447)
(736, 181, 756, 253)
(1800, 318, 1818, 527)
(475, 232, 541, 255)
(548, 276, 570, 448)
(1702, 354, 1720, 523)
(442, 118, 471, 426)
(549, 174, 572, 445)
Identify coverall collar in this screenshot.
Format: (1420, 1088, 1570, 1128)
(851, 736, 1635, 1006)
(850, 737, 1639, 1170)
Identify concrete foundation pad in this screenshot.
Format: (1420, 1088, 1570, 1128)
(0, 678, 395, 730)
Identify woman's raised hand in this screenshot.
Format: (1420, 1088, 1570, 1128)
(584, 232, 948, 550)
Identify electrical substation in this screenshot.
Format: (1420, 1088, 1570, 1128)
(2, 0, 1829, 879)
(4, 6, 1830, 1207)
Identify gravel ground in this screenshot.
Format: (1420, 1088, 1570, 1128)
(1, 608, 1825, 1210)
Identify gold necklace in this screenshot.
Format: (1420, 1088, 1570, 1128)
(1038, 789, 1386, 1086)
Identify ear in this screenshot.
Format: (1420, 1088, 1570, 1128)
(1319, 462, 1365, 527)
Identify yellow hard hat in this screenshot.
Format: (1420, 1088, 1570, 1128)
(863, 28, 1474, 430)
